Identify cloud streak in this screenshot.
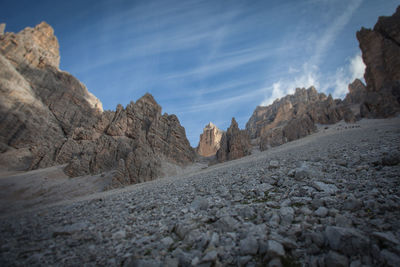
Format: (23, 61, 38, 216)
(177, 85, 272, 114)
(311, 0, 363, 65)
(260, 0, 364, 106)
(163, 45, 289, 80)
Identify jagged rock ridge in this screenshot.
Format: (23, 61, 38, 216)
(246, 87, 355, 150)
(196, 122, 224, 157)
(216, 118, 251, 162)
(244, 6, 400, 152)
(0, 22, 195, 187)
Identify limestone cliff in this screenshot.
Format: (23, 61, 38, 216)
(356, 6, 400, 117)
(0, 22, 195, 188)
(246, 87, 355, 150)
(216, 118, 251, 162)
(196, 122, 224, 157)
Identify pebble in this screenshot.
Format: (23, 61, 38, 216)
(269, 160, 280, 169)
(314, 207, 328, 217)
(239, 236, 259, 255)
(0, 118, 399, 266)
(267, 240, 285, 257)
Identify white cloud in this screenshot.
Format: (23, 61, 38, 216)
(349, 53, 365, 81)
(260, 0, 364, 106)
(331, 53, 365, 98)
(261, 82, 284, 106)
(261, 63, 320, 106)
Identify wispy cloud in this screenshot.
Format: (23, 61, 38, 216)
(310, 0, 363, 65)
(194, 77, 262, 96)
(260, 0, 364, 106)
(261, 63, 320, 106)
(177, 85, 272, 114)
(349, 53, 365, 82)
(331, 53, 365, 98)
(70, 1, 240, 74)
(163, 45, 289, 80)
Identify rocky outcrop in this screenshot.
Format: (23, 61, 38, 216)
(196, 122, 224, 157)
(0, 24, 5, 36)
(245, 6, 400, 151)
(343, 79, 368, 117)
(356, 6, 400, 117)
(246, 87, 355, 150)
(61, 93, 195, 178)
(0, 22, 60, 69)
(0, 22, 103, 171)
(344, 79, 368, 105)
(0, 22, 195, 187)
(216, 118, 251, 162)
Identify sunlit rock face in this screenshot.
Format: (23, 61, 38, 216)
(0, 22, 103, 171)
(197, 122, 224, 157)
(0, 22, 60, 69)
(0, 22, 195, 187)
(246, 87, 355, 151)
(356, 6, 400, 117)
(216, 118, 252, 162)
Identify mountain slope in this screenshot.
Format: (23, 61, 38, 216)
(0, 22, 194, 186)
(1, 117, 399, 266)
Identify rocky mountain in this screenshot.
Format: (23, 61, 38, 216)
(243, 6, 400, 152)
(356, 6, 400, 117)
(246, 87, 355, 150)
(343, 78, 368, 113)
(196, 122, 224, 157)
(216, 118, 251, 162)
(0, 22, 195, 187)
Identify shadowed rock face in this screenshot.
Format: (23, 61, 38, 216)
(344, 79, 368, 106)
(197, 122, 224, 157)
(343, 79, 368, 118)
(246, 87, 355, 150)
(216, 118, 251, 162)
(356, 6, 400, 117)
(0, 22, 195, 187)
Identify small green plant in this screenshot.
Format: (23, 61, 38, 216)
(281, 256, 301, 267)
(144, 249, 152, 256)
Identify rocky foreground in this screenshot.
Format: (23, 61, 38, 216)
(1, 117, 399, 266)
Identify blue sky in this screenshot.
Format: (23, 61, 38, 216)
(1, 0, 399, 146)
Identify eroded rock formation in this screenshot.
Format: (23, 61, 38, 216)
(343, 79, 368, 117)
(216, 118, 251, 162)
(0, 22, 195, 187)
(246, 87, 355, 150)
(356, 6, 400, 117)
(197, 122, 224, 157)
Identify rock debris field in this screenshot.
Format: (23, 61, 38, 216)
(1, 117, 400, 267)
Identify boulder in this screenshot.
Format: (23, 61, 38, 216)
(325, 226, 370, 256)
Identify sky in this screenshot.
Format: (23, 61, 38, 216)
(1, 0, 399, 146)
